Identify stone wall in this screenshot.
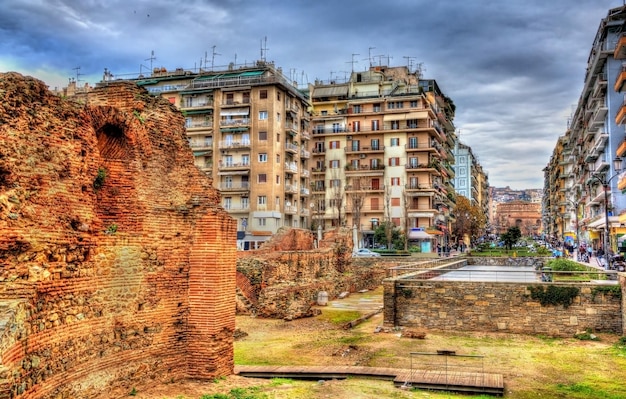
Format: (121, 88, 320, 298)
(236, 228, 388, 319)
(384, 273, 623, 337)
(0, 73, 236, 398)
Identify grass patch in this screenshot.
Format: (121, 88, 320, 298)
(555, 382, 624, 399)
(317, 309, 363, 324)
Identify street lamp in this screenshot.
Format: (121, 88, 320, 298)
(563, 198, 580, 254)
(588, 157, 623, 269)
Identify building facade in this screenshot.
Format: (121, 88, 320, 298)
(113, 61, 312, 248)
(453, 141, 490, 220)
(309, 65, 457, 247)
(545, 6, 626, 252)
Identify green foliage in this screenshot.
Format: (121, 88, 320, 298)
(269, 378, 294, 386)
(105, 224, 118, 235)
(574, 328, 600, 341)
(591, 285, 622, 300)
(546, 258, 588, 272)
(373, 222, 402, 250)
(409, 245, 421, 253)
(129, 387, 137, 396)
(556, 382, 622, 399)
(528, 285, 580, 308)
(500, 226, 521, 250)
(93, 167, 107, 189)
(200, 387, 266, 399)
(133, 109, 145, 124)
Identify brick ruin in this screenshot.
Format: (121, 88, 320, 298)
(236, 228, 389, 319)
(0, 73, 236, 398)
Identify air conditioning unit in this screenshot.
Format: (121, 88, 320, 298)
(347, 135, 352, 140)
(360, 154, 366, 159)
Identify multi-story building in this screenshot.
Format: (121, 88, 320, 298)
(308, 65, 457, 248)
(546, 5, 626, 252)
(453, 141, 490, 217)
(112, 61, 311, 249)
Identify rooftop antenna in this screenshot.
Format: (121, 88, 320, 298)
(386, 55, 393, 66)
(211, 45, 220, 71)
(260, 36, 269, 62)
(73, 66, 83, 84)
(347, 53, 360, 72)
(368, 47, 376, 67)
(403, 56, 416, 72)
(415, 62, 425, 80)
(145, 50, 156, 71)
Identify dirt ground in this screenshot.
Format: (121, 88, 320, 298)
(115, 287, 626, 399)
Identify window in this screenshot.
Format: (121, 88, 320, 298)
(391, 198, 401, 206)
(391, 121, 399, 130)
(242, 197, 249, 209)
(258, 196, 267, 205)
(392, 217, 401, 226)
(259, 90, 267, 99)
(276, 175, 280, 184)
(258, 218, 266, 226)
(390, 138, 400, 147)
(329, 140, 340, 149)
(388, 157, 400, 166)
(223, 176, 233, 188)
(371, 178, 380, 190)
(353, 121, 360, 132)
(223, 197, 232, 210)
(276, 112, 281, 122)
(373, 103, 381, 112)
(258, 173, 267, 183)
(243, 92, 250, 103)
(259, 131, 267, 140)
(371, 197, 380, 210)
(277, 92, 281, 101)
(371, 139, 380, 150)
(391, 177, 400, 186)
(242, 154, 250, 166)
(410, 100, 418, 108)
(225, 93, 234, 105)
(330, 179, 341, 188)
(259, 111, 268, 120)
(371, 120, 379, 131)
(351, 159, 360, 169)
(224, 155, 233, 167)
(321, 110, 328, 115)
(407, 119, 418, 128)
(259, 153, 267, 162)
(408, 157, 418, 168)
(276, 196, 280, 206)
(332, 123, 341, 133)
(330, 160, 340, 168)
(276, 154, 280, 163)
(371, 158, 380, 169)
(353, 105, 362, 114)
(351, 140, 360, 151)
(408, 136, 418, 149)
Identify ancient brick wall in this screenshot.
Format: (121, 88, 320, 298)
(0, 73, 236, 398)
(236, 228, 387, 319)
(384, 278, 622, 336)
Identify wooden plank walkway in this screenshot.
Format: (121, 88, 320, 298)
(235, 365, 504, 395)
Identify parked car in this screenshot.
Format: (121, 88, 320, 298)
(353, 248, 381, 257)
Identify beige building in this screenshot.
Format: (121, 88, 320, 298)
(309, 65, 457, 247)
(111, 62, 311, 248)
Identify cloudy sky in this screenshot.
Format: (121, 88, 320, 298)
(1, 0, 621, 189)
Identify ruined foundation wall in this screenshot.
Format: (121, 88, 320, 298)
(0, 73, 236, 398)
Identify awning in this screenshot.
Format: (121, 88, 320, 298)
(218, 171, 249, 175)
(184, 109, 212, 115)
(136, 79, 158, 86)
(383, 111, 428, 121)
(194, 70, 265, 81)
(221, 108, 249, 116)
(425, 229, 444, 235)
(312, 85, 349, 98)
(180, 88, 213, 95)
(193, 151, 211, 156)
(408, 229, 433, 240)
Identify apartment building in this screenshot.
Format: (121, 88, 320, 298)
(121, 61, 311, 249)
(545, 5, 626, 251)
(452, 141, 490, 216)
(309, 65, 457, 248)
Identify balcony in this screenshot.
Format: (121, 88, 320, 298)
(218, 182, 250, 192)
(218, 140, 251, 150)
(300, 187, 310, 195)
(285, 143, 298, 154)
(218, 161, 251, 171)
(285, 162, 298, 174)
(284, 205, 298, 215)
(617, 140, 626, 158)
(301, 169, 310, 178)
(219, 117, 250, 127)
(226, 206, 250, 214)
(285, 122, 299, 135)
(285, 184, 298, 194)
(300, 149, 311, 159)
(593, 73, 607, 97)
(301, 131, 311, 140)
(345, 145, 384, 154)
(186, 118, 214, 131)
(312, 148, 326, 155)
(590, 100, 607, 126)
(311, 167, 326, 174)
(344, 164, 385, 175)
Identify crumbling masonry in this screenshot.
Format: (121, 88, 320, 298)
(0, 73, 236, 398)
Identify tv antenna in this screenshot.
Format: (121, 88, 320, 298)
(403, 56, 416, 71)
(347, 53, 360, 72)
(73, 66, 83, 84)
(211, 45, 221, 71)
(145, 50, 156, 71)
(368, 47, 376, 67)
(260, 36, 269, 62)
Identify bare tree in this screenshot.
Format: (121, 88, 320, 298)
(348, 176, 368, 241)
(383, 181, 393, 249)
(402, 186, 412, 251)
(330, 169, 345, 227)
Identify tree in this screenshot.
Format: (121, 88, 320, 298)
(348, 176, 368, 244)
(500, 226, 522, 250)
(373, 222, 403, 250)
(451, 196, 486, 246)
(383, 182, 393, 250)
